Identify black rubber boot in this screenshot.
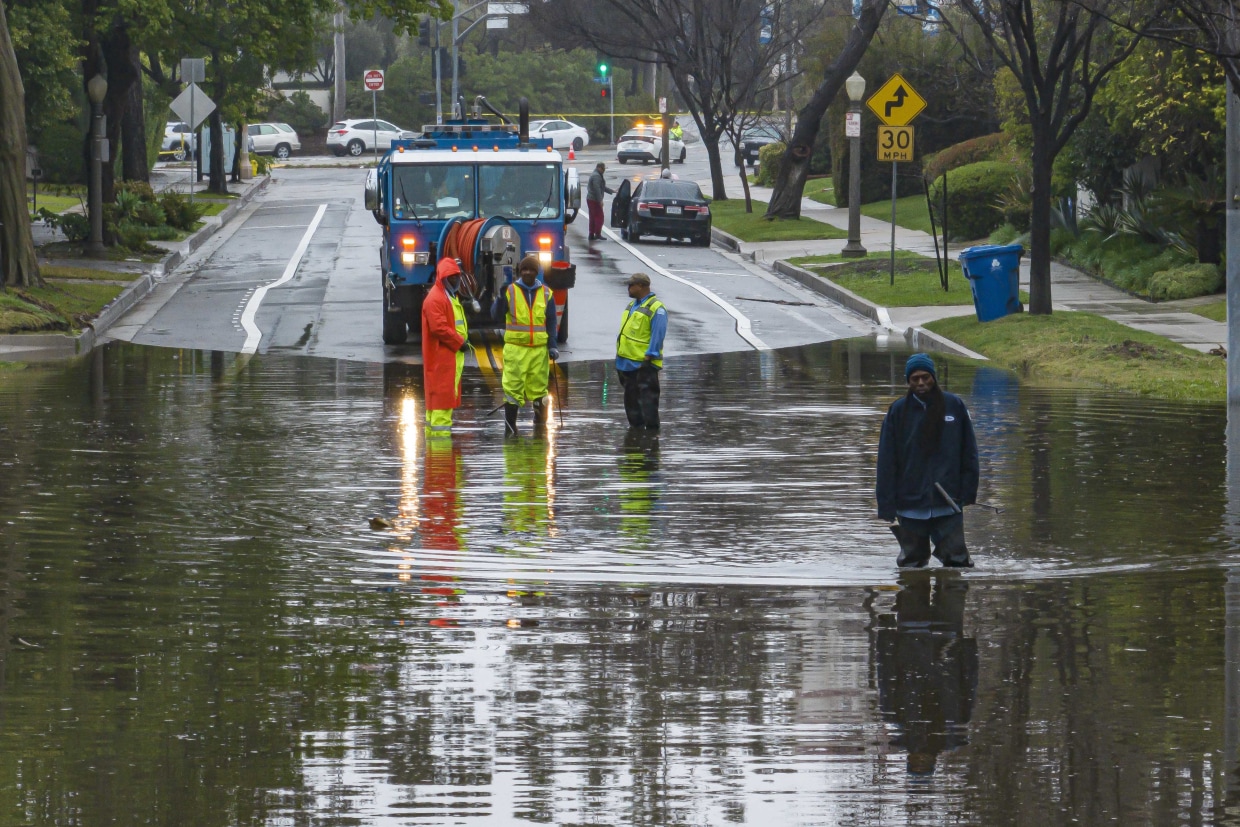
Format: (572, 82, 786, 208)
(933, 524, 974, 568)
(891, 524, 932, 568)
(533, 399, 549, 428)
(504, 403, 519, 436)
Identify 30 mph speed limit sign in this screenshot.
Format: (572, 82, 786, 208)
(363, 69, 385, 91)
(877, 126, 913, 162)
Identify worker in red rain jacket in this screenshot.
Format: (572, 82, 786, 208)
(421, 258, 470, 434)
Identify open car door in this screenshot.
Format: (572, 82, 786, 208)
(610, 178, 631, 227)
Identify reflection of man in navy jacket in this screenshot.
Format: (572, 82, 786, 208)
(876, 353, 979, 567)
(875, 572, 978, 776)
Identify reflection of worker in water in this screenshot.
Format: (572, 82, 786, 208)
(422, 436, 464, 551)
(874, 572, 978, 777)
(502, 437, 555, 538)
(618, 430, 661, 548)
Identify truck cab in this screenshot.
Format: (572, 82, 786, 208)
(365, 100, 581, 345)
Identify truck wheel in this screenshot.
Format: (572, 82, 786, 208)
(677, 148, 686, 164)
(382, 310, 407, 344)
(556, 304, 568, 344)
(404, 296, 424, 343)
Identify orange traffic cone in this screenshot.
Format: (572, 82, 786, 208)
(568, 147, 575, 160)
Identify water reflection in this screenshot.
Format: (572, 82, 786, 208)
(874, 572, 978, 777)
(0, 340, 1235, 824)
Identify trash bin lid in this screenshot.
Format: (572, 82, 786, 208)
(957, 243, 1024, 261)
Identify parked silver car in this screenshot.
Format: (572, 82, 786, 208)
(161, 122, 196, 161)
(247, 122, 301, 159)
(326, 119, 411, 157)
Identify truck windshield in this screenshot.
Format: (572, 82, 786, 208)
(392, 164, 475, 219)
(478, 163, 561, 219)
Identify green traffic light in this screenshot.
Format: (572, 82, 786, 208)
(599, 63, 608, 76)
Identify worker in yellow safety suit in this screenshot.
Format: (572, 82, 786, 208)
(491, 255, 558, 435)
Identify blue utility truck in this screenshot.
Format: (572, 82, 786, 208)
(364, 97, 581, 344)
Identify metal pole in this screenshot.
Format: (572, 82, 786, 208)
(88, 99, 104, 254)
(661, 111, 670, 172)
(889, 161, 897, 286)
(451, 0, 460, 113)
(842, 102, 865, 257)
(434, 25, 443, 124)
(188, 92, 195, 205)
(373, 90, 378, 163)
(1228, 78, 1240, 403)
(333, 6, 346, 122)
(609, 76, 615, 146)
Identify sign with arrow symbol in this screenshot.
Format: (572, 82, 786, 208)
(865, 73, 926, 127)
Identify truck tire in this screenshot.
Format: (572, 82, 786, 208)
(382, 310, 407, 344)
(404, 295, 424, 343)
(556, 304, 568, 343)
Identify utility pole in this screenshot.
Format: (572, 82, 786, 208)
(333, 6, 346, 122)
(451, 0, 460, 116)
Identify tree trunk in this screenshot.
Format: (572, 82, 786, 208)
(765, 0, 886, 219)
(207, 111, 228, 195)
(702, 128, 727, 200)
(100, 26, 139, 203)
(0, 0, 41, 288)
(1028, 138, 1054, 315)
(121, 42, 148, 183)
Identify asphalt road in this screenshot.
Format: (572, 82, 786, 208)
(108, 155, 873, 364)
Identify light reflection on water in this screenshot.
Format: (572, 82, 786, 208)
(0, 341, 1236, 825)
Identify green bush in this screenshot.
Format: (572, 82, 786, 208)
(922, 133, 1010, 184)
(134, 200, 166, 227)
(755, 142, 785, 187)
(159, 192, 208, 231)
(1146, 263, 1223, 300)
(265, 90, 329, 136)
(928, 161, 1022, 241)
(116, 180, 157, 202)
(33, 122, 85, 185)
(35, 208, 89, 242)
(112, 220, 152, 252)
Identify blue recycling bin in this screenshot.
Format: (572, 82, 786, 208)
(958, 244, 1024, 322)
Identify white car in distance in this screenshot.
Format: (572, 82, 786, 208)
(161, 122, 196, 161)
(327, 119, 411, 157)
(527, 119, 591, 151)
(247, 123, 301, 159)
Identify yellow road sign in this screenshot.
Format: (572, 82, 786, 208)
(866, 74, 926, 127)
(877, 126, 914, 162)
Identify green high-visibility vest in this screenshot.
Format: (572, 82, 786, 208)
(616, 295, 665, 367)
(504, 282, 550, 346)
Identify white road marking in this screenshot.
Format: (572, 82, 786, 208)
(239, 203, 327, 354)
(602, 228, 770, 350)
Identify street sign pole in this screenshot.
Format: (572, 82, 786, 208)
(609, 76, 615, 147)
(373, 90, 378, 163)
(890, 162, 898, 286)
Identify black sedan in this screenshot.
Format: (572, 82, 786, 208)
(609, 178, 712, 246)
(740, 124, 784, 167)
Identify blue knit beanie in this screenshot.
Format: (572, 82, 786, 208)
(905, 353, 937, 380)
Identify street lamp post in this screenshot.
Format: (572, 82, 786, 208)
(86, 73, 108, 255)
(842, 71, 867, 258)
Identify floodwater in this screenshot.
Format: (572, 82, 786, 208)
(0, 340, 1238, 825)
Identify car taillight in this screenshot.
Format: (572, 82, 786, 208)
(334, 129, 348, 135)
(636, 202, 655, 213)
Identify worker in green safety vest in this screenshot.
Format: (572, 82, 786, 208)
(615, 272, 667, 429)
(492, 255, 558, 435)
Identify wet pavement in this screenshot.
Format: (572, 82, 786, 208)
(1, 340, 1238, 824)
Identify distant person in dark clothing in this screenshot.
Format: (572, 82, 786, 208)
(875, 572, 978, 777)
(876, 353, 979, 567)
(587, 163, 614, 241)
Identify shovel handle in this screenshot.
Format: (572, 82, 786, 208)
(934, 482, 963, 514)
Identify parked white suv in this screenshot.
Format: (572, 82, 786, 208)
(247, 122, 300, 159)
(161, 122, 196, 161)
(326, 119, 410, 157)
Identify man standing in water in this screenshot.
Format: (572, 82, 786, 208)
(492, 255, 557, 435)
(421, 258, 469, 435)
(615, 272, 666, 429)
(876, 353, 979, 567)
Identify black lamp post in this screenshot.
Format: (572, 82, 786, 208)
(842, 71, 867, 258)
(86, 73, 107, 255)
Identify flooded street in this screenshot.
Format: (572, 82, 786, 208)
(1, 340, 1237, 824)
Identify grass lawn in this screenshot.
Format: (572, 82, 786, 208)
(806, 176, 835, 205)
(0, 280, 126, 334)
(789, 249, 928, 268)
(808, 256, 978, 306)
(1193, 299, 1226, 322)
(927, 311, 1226, 402)
(710, 199, 846, 242)
(28, 194, 81, 215)
(42, 264, 143, 282)
(860, 193, 936, 235)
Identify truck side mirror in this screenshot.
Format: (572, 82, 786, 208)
(364, 168, 380, 212)
(564, 166, 581, 225)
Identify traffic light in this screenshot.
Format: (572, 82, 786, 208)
(601, 87, 609, 99)
(419, 18, 431, 47)
(598, 61, 608, 78)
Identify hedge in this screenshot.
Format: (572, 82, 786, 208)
(922, 133, 1010, 185)
(928, 161, 1022, 241)
(755, 142, 785, 187)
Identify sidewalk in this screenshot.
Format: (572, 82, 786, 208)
(709, 179, 1228, 356)
(5, 169, 269, 361)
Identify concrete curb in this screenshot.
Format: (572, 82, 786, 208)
(4, 176, 272, 362)
(770, 260, 988, 361)
(710, 226, 746, 256)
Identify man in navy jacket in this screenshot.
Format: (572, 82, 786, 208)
(876, 353, 979, 567)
